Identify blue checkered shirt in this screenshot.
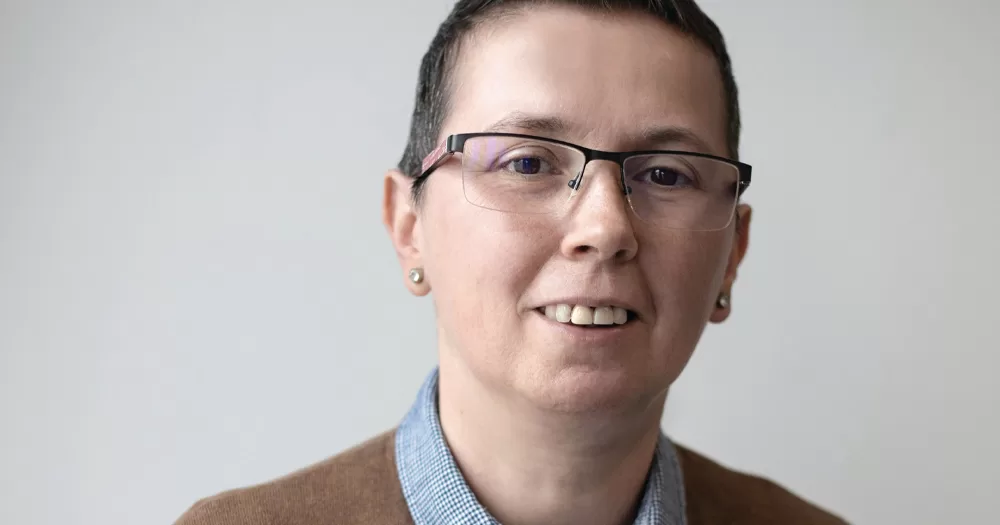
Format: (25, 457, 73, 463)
(395, 368, 688, 524)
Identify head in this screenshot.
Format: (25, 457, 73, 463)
(383, 0, 751, 415)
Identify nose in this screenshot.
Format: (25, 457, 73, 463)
(560, 161, 639, 263)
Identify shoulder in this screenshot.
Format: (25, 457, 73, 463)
(173, 429, 412, 525)
(674, 444, 849, 525)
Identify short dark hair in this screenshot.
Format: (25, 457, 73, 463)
(397, 0, 740, 203)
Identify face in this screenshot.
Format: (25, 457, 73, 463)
(385, 6, 751, 414)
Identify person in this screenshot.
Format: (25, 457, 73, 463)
(175, 0, 847, 523)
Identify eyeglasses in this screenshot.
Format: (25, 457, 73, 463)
(418, 133, 752, 231)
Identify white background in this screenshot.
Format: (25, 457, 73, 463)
(2, 1, 998, 523)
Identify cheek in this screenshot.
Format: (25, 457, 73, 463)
(642, 231, 731, 326)
(635, 231, 731, 384)
(420, 182, 554, 344)
(432, 211, 542, 294)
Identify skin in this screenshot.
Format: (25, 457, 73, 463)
(383, 5, 751, 525)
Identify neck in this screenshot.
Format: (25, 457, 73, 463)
(437, 357, 667, 525)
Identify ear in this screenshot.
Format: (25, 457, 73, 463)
(710, 204, 752, 323)
(382, 169, 430, 296)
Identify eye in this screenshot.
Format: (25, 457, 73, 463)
(487, 143, 573, 178)
(498, 152, 565, 177)
(641, 167, 695, 188)
(504, 157, 546, 175)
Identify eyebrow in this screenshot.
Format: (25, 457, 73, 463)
(484, 112, 569, 135)
(483, 111, 714, 153)
(637, 126, 713, 153)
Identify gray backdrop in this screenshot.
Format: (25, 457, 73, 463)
(2, 0, 998, 523)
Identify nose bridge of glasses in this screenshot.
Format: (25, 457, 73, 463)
(568, 156, 627, 195)
(560, 161, 635, 234)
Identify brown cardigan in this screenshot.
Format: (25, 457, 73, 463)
(174, 429, 847, 524)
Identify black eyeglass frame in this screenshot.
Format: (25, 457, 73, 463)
(417, 132, 752, 197)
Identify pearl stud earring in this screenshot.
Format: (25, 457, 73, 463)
(716, 293, 730, 310)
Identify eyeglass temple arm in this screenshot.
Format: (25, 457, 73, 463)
(418, 139, 453, 178)
(736, 166, 751, 195)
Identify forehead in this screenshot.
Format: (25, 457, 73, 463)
(443, 5, 728, 155)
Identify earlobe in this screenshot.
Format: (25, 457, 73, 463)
(382, 170, 429, 296)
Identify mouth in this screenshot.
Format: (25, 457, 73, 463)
(534, 304, 639, 328)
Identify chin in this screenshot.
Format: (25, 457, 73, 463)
(518, 362, 655, 414)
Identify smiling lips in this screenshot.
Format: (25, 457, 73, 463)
(540, 304, 632, 326)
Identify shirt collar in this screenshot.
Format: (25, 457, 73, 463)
(395, 368, 687, 525)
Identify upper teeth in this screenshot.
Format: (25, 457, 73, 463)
(543, 305, 629, 325)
